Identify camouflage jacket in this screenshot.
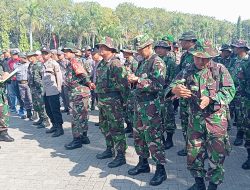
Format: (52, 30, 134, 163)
(134, 53, 166, 95)
(213, 55, 231, 70)
(238, 57, 250, 99)
(175, 47, 195, 75)
(28, 61, 44, 91)
(65, 57, 91, 99)
(161, 55, 176, 86)
(124, 56, 138, 74)
(0, 65, 5, 100)
(95, 55, 129, 99)
(167, 60, 235, 116)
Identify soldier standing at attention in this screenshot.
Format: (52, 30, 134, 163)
(27, 52, 49, 129)
(127, 34, 167, 186)
(62, 45, 94, 150)
(95, 37, 129, 168)
(41, 47, 64, 137)
(165, 43, 235, 190)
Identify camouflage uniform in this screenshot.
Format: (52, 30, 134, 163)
(166, 45, 235, 187)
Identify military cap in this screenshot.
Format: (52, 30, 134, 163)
(27, 51, 38, 57)
(173, 41, 179, 48)
(57, 50, 64, 55)
(84, 45, 92, 51)
(2, 49, 8, 53)
(50, 49, 58, 54)
(18, 52, 27, 58)
(179, 31, 197, 41)
(35, 50, 42, 55)
(162, 34, 174, 43)
(62, 43, 78, 53)
(190, 40, 218, 58)
(220, 44, 232, 52)
(121, 45, 137, 54)
(154, 40, 171, 49)
(41, 47, 51, 53)
(97, 37, 118, 52)
(134, 34, 154, 50)
(91, 48, 99, 55)
(231, 39, 249, 50)
(75, 49, 82, 56)
(10, 49, 20, 55)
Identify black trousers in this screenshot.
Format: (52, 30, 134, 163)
(44, 94, 63, 125)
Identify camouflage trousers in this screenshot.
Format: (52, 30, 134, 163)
(71, 96, 89, 137)
(242, 98, 250, 149)
(161, 98, 176, 134)
(18, 83, 33, 110)
(30, 87, 48, 121)
(124, 94, 135, 125)
(187, 110, 231, 185)
(0, 92, 9, 131)
(180, 98, 189, 135)
(230, 94, 244, 132)
(133, 98, 166, 165)
(98, 96, 127, 153)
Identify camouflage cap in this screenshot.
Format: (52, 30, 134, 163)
(190, 40, 218, 58)
(179, 31, 197, 41)
(57, 50, 64, 55)
(154, 40, 171, 49)
(97, 37, 118, 52)
(10, 49, 20, 55)
(18, 52, 27, 58)
(84, 45, 92, 51)
(220, 44, 232, 52)
(231, 39, 249, 50)
(134, 34, 154, 50)
(50, 49, 58, 54)
(162, 34, 174, 43)
(62, 42, 78, 53)
(40, 47, 51, 53)
(27, 51, 38, 57)
(120, 45, 137, 54)
(75, 49, 82, 56)
(91, 47, 99, 55)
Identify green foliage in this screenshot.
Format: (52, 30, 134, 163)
(19, 25, 30, 52)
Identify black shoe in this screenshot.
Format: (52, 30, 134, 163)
(27, 109, 33, 120)
(149, 164, 167, 186)
(95, 123, 99, 126)
(33, 119, 43, 126)
(188, 178, 206, 190)
(61, 109, 69, 113)
(125, 123, 133, 133)
(108, 152, 126, 168)
(128, 157, 150, 175)
(65, 137, 83, 150)
(81, 132, 90, 144)
(242, 149, 250, 170)
(165, 132, 174, 150)
(96, 147, 114, 159)
(21, 115, 27, 119)
(177, 148, 187, 156)
(46, 125, 57, 133)
(207, 182, 217, 190)
(37, 124, 46, 129)
(233, 131, 244, 146)
(52, 124, 64, 137)
(0, 131, 14, 142)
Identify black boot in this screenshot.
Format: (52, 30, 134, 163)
(81, 132, 90, 144)
(178, 133, 187, 156)
(233, 130, 244, 146)
(96, 147, 114, 159)
(242, 148, 250, 170)
(128, 156, 150, 175)
(33, 118, 43, 126)
(165, 132, 174, 150)
(149, 164, 167, 186)
(65, 137, 83, 150)
(52, 124, 64, 137)
(27, 109, 33, 120)
(46, 124, 56, 133)
(37, 119, 50, 129)
(0, 131, 14, 142)
(207, 182, 218, 190)
(125, 122, 133, 133)
(108, 151, 126, 168)
(188, 177, 206, 190)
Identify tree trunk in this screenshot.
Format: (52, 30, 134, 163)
(29, 22, 33, 51)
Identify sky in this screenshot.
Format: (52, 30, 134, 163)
(76, 0, 250, 23)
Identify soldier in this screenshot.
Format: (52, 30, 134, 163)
(62, 45, 94, 150)
(229, 40, 249, 146)
(95, 37, 128, 168)
(14, 53, 33, 120)
(120, 45, 138, 138)
(127, 34, 167, 186)
(27, 52, 49, 128)
(213, 44, 232, 69)
(165, 43, 235, 190)
(41, 47, 64, 137)
(175, 31, 198, 156)
(0, 65, 14, 142)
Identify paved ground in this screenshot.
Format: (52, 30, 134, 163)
(0, 110, 250, 190)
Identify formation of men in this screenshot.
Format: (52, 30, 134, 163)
(0, 30, 250, 190)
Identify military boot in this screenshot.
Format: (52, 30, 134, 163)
(27, 109, 33, 120)
(128, 156, 150, 175)
(108, 151, 126, 168)
(0, 130, 14, 142)
(65, 137, 82, 150)
(242, 148, 250, 170)
(178, 133, 187, 156)
(125, 122, 133, 133)
(149, 164, 167, 186)
(165, 132, 174, 150)
(33, 118, 43, 126)
(81, 132, 90, 144)
(233, 130, 244, 146)
(31, 111, 38, 121)
(52, 124, 64, 137)
(46, 123, 57, 133)
(96, 147, 115, 159)
(37, 119, 50, 129)
(207, 182, 218, 190)
(188, 177, 206, 190)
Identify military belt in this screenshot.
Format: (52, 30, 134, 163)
(18, 80, 28, 84)
(136, 93, 157, 102)
(98, 91, 121, 99)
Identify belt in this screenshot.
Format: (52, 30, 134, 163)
(18, 80, 28, 84)
(136, 93, 158, 102)
(98, 91, 121, 99)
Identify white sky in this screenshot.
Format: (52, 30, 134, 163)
(76, 0, 250, 23)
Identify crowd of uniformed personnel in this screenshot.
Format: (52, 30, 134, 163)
(0, 31, 250, 190)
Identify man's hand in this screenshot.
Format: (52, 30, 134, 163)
(128, 74, 139, 84)
(199, 96, 211, 109)
(171, 84, 192, 98)
(88, 83, 96, 90)
(0, 72, 10, 82)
